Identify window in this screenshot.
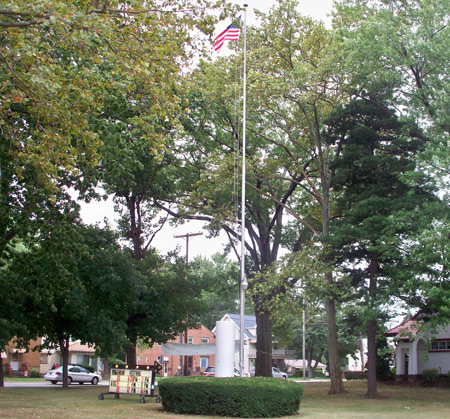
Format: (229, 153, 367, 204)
(145, 356, 148, 363)
(431, 340, 450, 351)
(40, 354, 48, 364)
(80, 355, 90, 365)
(200, 357, 209, 369)
(188, 337, 194, 344)
(201, 338, 209, 344)
(187, 356, 193, 368)
(137, 356, 141, 365)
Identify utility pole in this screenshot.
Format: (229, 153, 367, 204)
(174, 232, 203, 376)
(303, 304, 306, 379)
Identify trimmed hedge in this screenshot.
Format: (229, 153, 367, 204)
(158, 376, 303, 418)
(422, 368, 439, 383)
(343, 370, 368, 380)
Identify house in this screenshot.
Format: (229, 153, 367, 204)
(136, 323, 216, 377)
(285, 359, 327, 375)
(4, 338, 103, 375)
(346, 337, 368, 372)
(215, 313, 295, 377)
(386, 313, 450, 381)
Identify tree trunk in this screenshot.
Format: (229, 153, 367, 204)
(367, 250, 379, 398)
(307, 334, 314, 378)
(126, 340, 137, 366)
(127, 197, 142, 363)
(367, 319, 377, 397)
(60, 337, 70, 390)
(0, 356, 4, 387)
(103, 357, 109, 379)
(325, 297, 345, 394)
(128, 196, 142, 261)
(254, 310, 273, 376)
(322, 182, 345, 394)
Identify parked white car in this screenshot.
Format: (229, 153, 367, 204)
(44, 365, 102, 385)
(272, 367, 288, 379)
(250, 367, 288, 379)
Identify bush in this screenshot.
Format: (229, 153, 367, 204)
(79, 364, 94, 373)
(344, 370, 367, 380)
(159, 376, 303, 418)
(293, 368, 327, 378)
(29, 368, 41, 378)
(422, 368, 439, 383)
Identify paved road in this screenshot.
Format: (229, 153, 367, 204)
(4, 380, 108, 388)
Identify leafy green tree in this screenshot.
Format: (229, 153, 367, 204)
(121, 250, 209, 365)
(163, 1, 348, 391)
(0, 0, 235, 265)
(2, 218, 209, 387)
(244, 0, 350, 393)
(326, 97, 436, 397)
(292, 312, 360, 377)
(157, 53, 314, 377)
(190, 254, 241, 331)
(2, 221, 135, 388)
(334, 0, 450, 183)
(1, 0, 237, 367)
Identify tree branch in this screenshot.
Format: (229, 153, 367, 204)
(246, 182, 320, 237)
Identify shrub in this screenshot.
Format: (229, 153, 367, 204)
(159, 376, 303, 418)
(343, 370, 367, 380)
(422, 368, 439, 383)
(293, 368, 327, 378)
(80, 364, 94, 373)
(29, 368, 41, 378)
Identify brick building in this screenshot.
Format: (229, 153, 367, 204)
(137, 323, 215, 377)
(4, 338, 101, 375)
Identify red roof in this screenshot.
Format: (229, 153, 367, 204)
(385, 313, 420, 340)
(69, 341, 96, 353)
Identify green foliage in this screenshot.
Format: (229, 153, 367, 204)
(0, 0, 236, 267)
(29, 368, 41, 378)
(422, 368, 439, 383)
(376, 334, 394, 380)
(159, 376, 303, 418)
(344, 370, 367, 380)
(79, 364, 94, 373)
(190, 254, 240, 330)
(2, 223, 133, 355)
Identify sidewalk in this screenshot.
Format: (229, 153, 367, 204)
(291, 378, 331, 384)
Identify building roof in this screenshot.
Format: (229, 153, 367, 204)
(221, 313, 257, 340)
(68, 341, 96, 353)
(385, 313, 420, 340)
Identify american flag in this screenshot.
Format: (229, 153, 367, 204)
(212, 21, 240, 52)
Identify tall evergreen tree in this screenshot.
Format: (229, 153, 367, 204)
(326, 97, 436, 397)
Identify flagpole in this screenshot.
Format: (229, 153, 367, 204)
(239, 3, 248, 378)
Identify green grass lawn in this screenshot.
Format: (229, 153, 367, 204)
(0, 380, 449, 418)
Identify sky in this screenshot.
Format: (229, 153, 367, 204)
(245, 0, 334, 26)
(79, 1, 336, 260)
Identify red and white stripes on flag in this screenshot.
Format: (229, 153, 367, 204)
(212, 23, 240, 52)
